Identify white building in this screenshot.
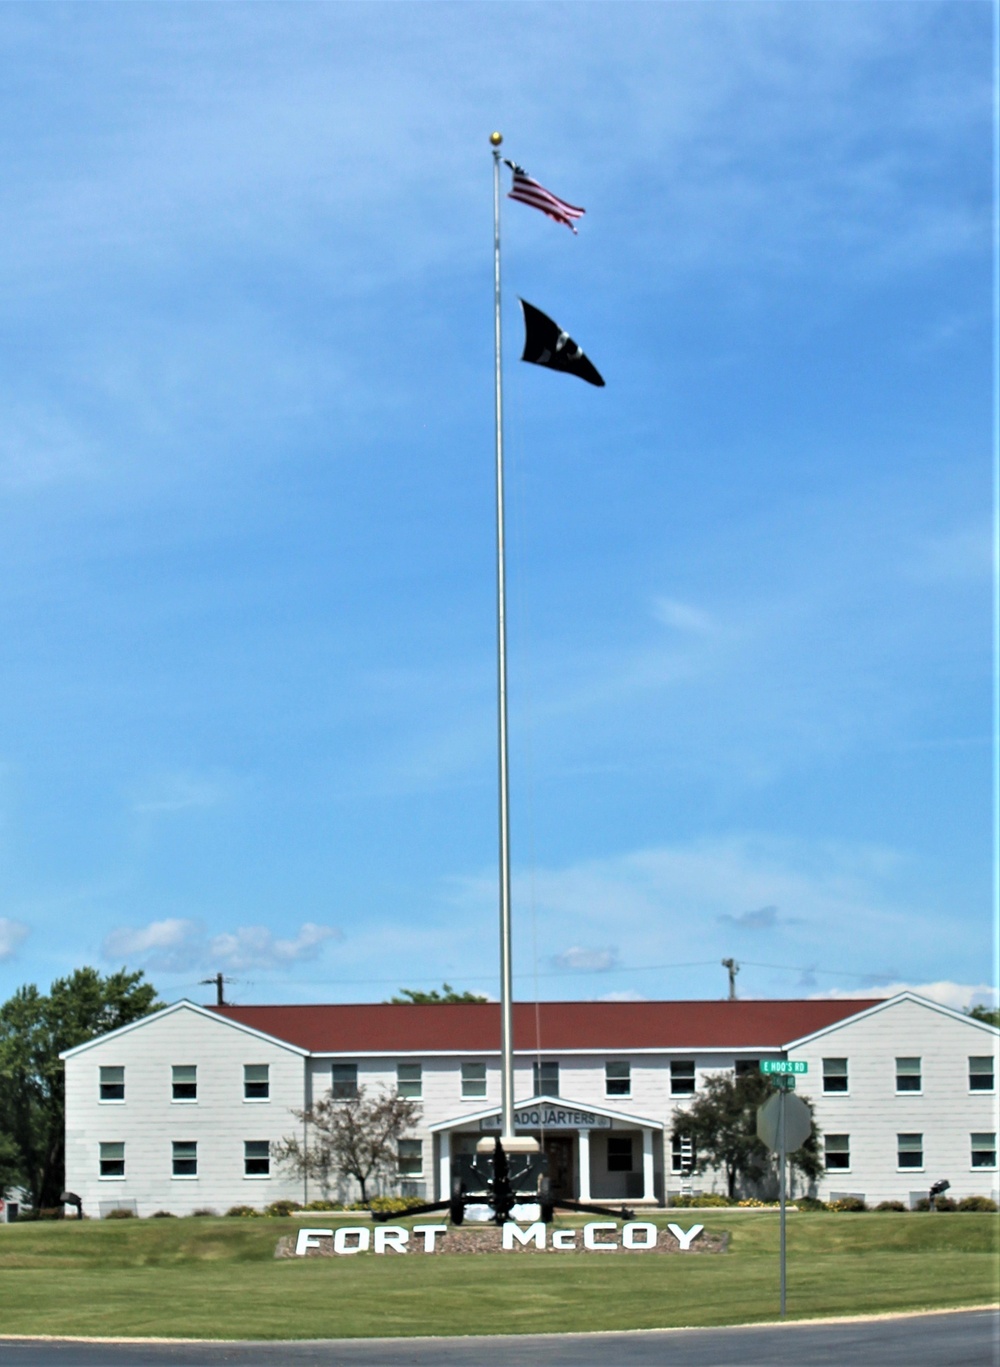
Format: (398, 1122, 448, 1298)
(60, 992, 999, 1217)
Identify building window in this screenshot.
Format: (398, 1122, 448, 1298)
(99, 1066, 125, 1102)
(532, 1061, 559, 1096)
(671, 1061, 696, 1095)
(172, 1141, 197, 1177)
(971, 1133, 997, 1169)
(607, 1137, 634, 1172)
(244, 1141, 270, 1177)
(172, 1065, 197, 1102)
(397, 1063, 422, 1098)
(734, 1059, 760, 1077)
(605, 1062, 630, 1096)
(824, 1134, 850, 1170)
(897, 1133, 923, 1169)
(332, 1063, 358, 1099)
(461, 1062, 487, 1098)
(822, 1058, 849, 1094)
(896, 1057, 921, 1093)
(969, 1056, 995, 1092)
(99, 1141, 125, 1178)
(398, 1139, 423, 1177)
(671, 1134, 695, 1173)
(244, 1064, 269, 1101)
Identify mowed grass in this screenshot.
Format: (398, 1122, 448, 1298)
(0, 1211, 995, 1340)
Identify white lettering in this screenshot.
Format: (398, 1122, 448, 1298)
(502, 1221, 546, 1249)
(413, 1224, 448, 1252)
(333, 1226, 370, 1255)
(374, 1225, 409, 1254)
(294, 1227, 333, 1256)
(622, 1221, 657, 1250)
(551, 1228, 577, 1250)
(667, 1222, 704, 1251)
(583, 1221, 618, 1250)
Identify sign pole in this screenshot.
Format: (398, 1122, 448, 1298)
(779, 1084, 787, 1318)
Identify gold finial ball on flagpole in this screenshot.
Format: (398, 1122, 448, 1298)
(490, 131, 503, 146)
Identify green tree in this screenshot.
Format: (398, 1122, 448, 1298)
(967, 1005, 1000, 1029)
(671, 1070, 823, 1200)
(274, 1086, 421, 1205)
(389, 983, 488, 1004)
(0, 968, 158, 1209)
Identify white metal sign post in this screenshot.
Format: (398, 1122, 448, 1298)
(757, 1063, 812, 1319)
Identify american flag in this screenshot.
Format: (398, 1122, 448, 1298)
(504, 161, 585, 233)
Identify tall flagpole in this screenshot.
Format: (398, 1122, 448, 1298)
(489, 131, 516, 1144)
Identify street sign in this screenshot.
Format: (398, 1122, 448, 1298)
(760, 1059, 808, 1074)
(755, 1089, 814, 1321)
(756, 1092, 813, 1153)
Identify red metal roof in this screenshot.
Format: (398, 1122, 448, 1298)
(209, 999, 879, 1054)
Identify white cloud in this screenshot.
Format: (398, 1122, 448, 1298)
(0, 918, 30, 961)
(102, 918, 340, 973)
(717, 904, 802, 931)
(904, 524, 993, 586)
(208, 922, 340, 971)
(102, 918, 201, 972)
(598, 989, 647, 1003)
(552, 946, 619, 973)
(810, 981, 998, 1013)
(132, 772, 233, 814)
(450, 835, 988, 1003)
(652, 598, 718, 636)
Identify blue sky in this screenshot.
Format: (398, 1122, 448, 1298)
(0, 2, 993, 1011)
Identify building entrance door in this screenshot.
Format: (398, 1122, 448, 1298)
(543, 1135, 574, 1200)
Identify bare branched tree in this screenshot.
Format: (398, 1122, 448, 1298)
(273, 1085, 422, 1206)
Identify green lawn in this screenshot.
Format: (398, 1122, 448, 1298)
(0, 1212, 995, 1340)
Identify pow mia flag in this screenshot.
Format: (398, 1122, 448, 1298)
(519, 300, 605, 388)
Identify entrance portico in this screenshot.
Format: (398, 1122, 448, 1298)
(430, 1096, 664, 1205)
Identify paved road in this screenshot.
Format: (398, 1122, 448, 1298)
(0, 1310, 996, 1367)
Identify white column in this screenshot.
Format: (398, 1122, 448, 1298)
(577, 1128, 591, 1202)
(438, 1130, 451, 1202)
(642, 1128, 655, 1203)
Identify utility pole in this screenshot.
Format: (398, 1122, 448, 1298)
(722, 958, 739, 1000)
(200, 973, 229, 1007)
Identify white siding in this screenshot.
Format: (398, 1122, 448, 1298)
(795, 999, 1000, 1205)
(61, 994, 1000, 1214)
(64, 1005, 307, 1217)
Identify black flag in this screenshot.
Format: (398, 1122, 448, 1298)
(519, 300, 605, 387)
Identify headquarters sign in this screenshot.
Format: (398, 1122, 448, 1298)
(479, 1106, 612, 1131)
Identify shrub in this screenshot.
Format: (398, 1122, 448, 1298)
(828, 1196, 867, 1212)
(105, 1207, 134, 1219)
(912, 1198, 931, 1211)
(958, 1195, 998, 1212)
(669, 1193, 732, 1208)
(932, 1196, 957, 1211)
(150, 1210, 176, 1218)
(303, 1199, 344, 1211)
(794, 1196, 828, 1211)
(191, 1208, 218, 1217)
(225, 1205, 262, 1218)
(346, 1196, 427, 1213)
(875, 1200, 907, 1211)
(737, 1198, 777, 1208)
(264, 1200, 304, 1217)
